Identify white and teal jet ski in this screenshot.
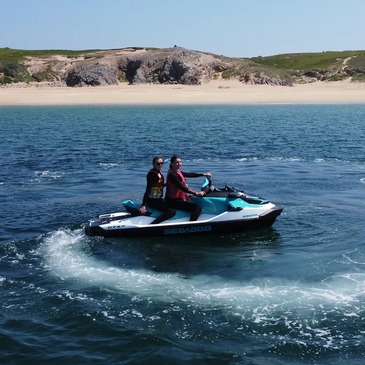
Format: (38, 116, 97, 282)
(85, 178, 282, 238)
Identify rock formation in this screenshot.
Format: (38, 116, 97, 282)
(241, 72, 293, 86)
(119, 47, 229, 85)
(65, 63, 118, 87)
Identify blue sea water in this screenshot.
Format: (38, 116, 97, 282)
(1, 104, 365, 364)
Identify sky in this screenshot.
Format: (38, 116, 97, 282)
(1, 0, 364, 58)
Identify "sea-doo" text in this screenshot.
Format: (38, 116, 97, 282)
(164, 225, 212, 235)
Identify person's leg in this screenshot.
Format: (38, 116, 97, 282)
(166, 199, 202, 221)
(189, 203, 202, 221)
(146, 199, 176, 224)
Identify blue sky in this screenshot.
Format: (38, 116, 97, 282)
(1, 0, 364, 57)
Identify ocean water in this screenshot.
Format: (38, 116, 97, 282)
(1, 104, 365, 364)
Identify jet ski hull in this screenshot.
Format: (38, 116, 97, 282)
(85, 206, 283, 238)
(85, 178, 283, 238)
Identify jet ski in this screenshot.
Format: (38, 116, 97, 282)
(85, 178, 283, 238)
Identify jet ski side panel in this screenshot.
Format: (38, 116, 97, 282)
(85, 207, 283, 238)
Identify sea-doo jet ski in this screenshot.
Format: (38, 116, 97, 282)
(85, 178, 282, 238)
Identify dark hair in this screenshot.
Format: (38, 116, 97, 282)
(170, 155, 180, 164)
(170, 155, 181, 168)
(152, 156, 163, 165)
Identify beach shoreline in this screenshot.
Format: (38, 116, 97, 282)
(1, 79, 365, 106)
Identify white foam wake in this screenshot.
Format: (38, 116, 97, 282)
(39, 228, 365, 316)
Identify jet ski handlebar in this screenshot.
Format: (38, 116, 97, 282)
(201, 177, 244, 196)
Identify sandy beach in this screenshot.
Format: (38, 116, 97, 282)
(1, 79, 365, 106)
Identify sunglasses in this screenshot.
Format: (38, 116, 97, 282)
(155, 162, 164, 165)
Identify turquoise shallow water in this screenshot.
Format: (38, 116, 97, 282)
(1, 104, 365, 364)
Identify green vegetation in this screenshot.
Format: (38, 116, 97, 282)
(352, 73, 365, 82)
(0, 47, 100, 65)
(0, 63, 32, 83)
(117, 70, 127, 83)
(248, 51, 365, 83)
(250, 50, 365, 71)
(221, 68, 241, 79)
(220, 58, 293, 84)
(32, 65, 59, 82)
(346, 54, 365, 73)
(326, 73, 349, 82)
(0, 47, 102, 84)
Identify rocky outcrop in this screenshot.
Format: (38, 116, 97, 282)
(120, 47, 229, 85)
(65, 63, 118, 87)
(60, 48, 230, 87)
(120, 55, 162, 84)
(241, 72, 293, 86)
(159, 57, 196, 84)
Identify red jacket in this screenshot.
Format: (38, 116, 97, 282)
(166, 169, 195, 201)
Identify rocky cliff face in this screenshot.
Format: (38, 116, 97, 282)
(65, 63, 118, 87)
(67, 48, 294, 87)
(119, 47, 229, 85)
(63, 47, 230, 87)
(20, 47, 289, 87)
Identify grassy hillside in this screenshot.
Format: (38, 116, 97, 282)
(0, 47, 103, 84)
(251, 51, 361, 69)
(0, 47, 100, 64)
(250, 50, 365, 82)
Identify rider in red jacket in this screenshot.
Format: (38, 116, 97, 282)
(165, 155, 211, 221)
